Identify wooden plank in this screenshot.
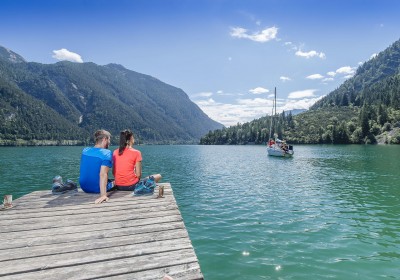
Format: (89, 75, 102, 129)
(0, 206, 180, 230)
(103, 262, 203, 280)
(0, 183, 203, 279)
(0, 221, 186, 251)
(0, 198, 174, 220)
(0, 203, 178, 226)
(0, 228, 189, 262)
(4, 250, 199, 280)
(0, 213, 183, 235)
(0, 199, 174, 223)
(12, 189, 173, 207)
(0, 238, 194, 276)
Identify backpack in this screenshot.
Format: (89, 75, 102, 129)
(133, 177, 156, 196)
(52, 177, 78, 194)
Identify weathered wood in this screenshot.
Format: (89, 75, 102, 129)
(108, 262, 203, 280)
(0, 209, 182, 233)
(1, 238, 194, 275)
(0, 221, 186, 251)
(0, 199, 175, 220)
(0, 202, 178, 226)
(1, 228, 189, 262)
(0, 183, 204, 279)
(3, 250, 199, 280)
(5, 186, 172, 210)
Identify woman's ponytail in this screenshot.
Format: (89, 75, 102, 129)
(118, 129, 133, 155)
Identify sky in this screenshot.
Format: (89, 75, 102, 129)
(1, 0, 400, 126)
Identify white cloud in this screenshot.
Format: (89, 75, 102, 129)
(195, 94, 324, 127)
(288, 89, 317, 99)
(249, 87, 269, 94)
(281, 96, 324, 112)
(295, 49, 326, 59)
(216, 91, 240, 96)
(336, 66, 355, 74)
(284, 41, 298, 51)
(323, 65, 357, 81)
(192, 92, 213, 98)
(337, 66, 354, 74)
(370, 53, 378, 59)
(195, 100, 264, 126)
(196, 98, 216, 106)
(230, 26, 278, 42)
(52, 48, 83, 63)
(306, 74, 324, 80)
(237, 97, 272, 106)
(280, 76, 291, 81)
(196, 96, 275, 126)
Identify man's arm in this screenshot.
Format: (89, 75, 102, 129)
(95, 165, 110, 204)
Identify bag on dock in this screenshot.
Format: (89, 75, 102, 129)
(133, 177, 156, 196)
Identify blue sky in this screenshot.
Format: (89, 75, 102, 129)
(1, 0, 400, 126)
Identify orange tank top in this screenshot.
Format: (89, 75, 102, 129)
(112, 147, 142, 186)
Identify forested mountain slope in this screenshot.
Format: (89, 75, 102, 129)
(311, 39, 400, 109)
(0, 46, 222, 145)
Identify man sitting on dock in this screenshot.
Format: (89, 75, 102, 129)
(79, 129, 114, 204)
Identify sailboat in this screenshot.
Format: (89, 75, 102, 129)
(267, 87, 294, 157)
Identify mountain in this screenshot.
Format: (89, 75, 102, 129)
(0, 47, 26, 63)
(200, 38, 400, 145)
(311, 39, 400, 109)
(0, 46, 223, 145)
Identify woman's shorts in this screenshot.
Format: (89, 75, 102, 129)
(114, 176, 154, 191)
(106, 179, 115, 191)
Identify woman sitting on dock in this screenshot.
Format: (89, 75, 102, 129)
(112, 129, 161, 191)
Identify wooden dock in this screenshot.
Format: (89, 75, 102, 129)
(0, 183, 203, 280)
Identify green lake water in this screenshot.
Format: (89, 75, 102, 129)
(1, 145, 400, 279)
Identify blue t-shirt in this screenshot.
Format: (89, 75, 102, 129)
(79, 147, 112, 193)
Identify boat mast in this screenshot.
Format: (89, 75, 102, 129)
(274, 87, 277, 116)
(268, 87, 276, 141)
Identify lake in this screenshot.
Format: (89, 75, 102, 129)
(1, 145, 400, 279)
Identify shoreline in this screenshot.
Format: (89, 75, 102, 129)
(0, 139, 86, 146)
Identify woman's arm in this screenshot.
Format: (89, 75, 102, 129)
(135, 161, 142, 179)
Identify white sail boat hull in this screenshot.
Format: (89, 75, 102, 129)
(267, 145, 294, 157)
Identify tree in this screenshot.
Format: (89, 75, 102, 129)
(377, 104, 388, 125)
(360, 105, 370, 137)
(335, 121, 349, 143)
(341, 93, 349, 106)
